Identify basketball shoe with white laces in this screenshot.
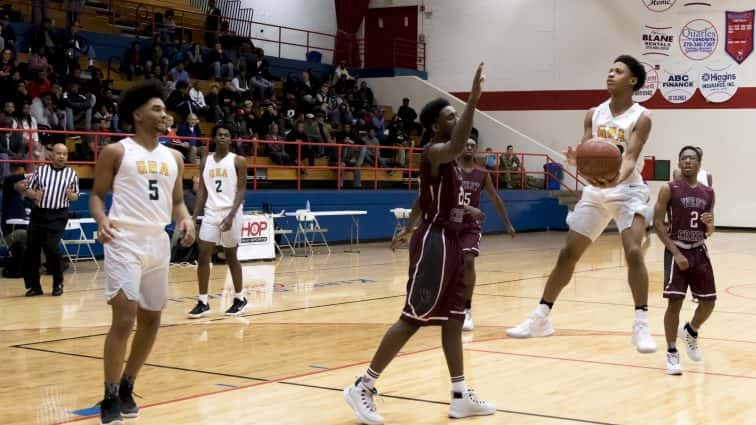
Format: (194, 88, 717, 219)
(665, 351, 682, 375)
(632, 319, 657, 353)
(462, 309, 474, 331)
(506, 305, 553, 338)
(448, 389, 496, 418)
(678, 323, 702, 361)
(343, 378, 384, 425)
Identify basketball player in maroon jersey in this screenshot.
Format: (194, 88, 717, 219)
(394, 138, 516, 331)
(344, 64, 496, 425)
(653, 146, 715, 375)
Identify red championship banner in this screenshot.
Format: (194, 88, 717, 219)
(725, 10, 754, 64)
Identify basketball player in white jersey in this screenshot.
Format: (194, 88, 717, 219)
(90, 81, 196, 425)
(507, 55, 657, 354)
(188, 124, 248, 318)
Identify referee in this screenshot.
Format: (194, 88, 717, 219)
(23, 143, 79, 296)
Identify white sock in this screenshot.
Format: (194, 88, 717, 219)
(360, 367, 380, 390)
(235, 291, 245, 301)
(635, 309, 648, 321)
(198, 294, 209, 304)
(535, 304, 551, 316)
(451, 376, 467, 393)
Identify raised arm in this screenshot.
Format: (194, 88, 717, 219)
(427, 63, 485, 167)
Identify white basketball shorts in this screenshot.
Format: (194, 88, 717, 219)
(198, 208, 243, 248)
(566, 183, 652, 241)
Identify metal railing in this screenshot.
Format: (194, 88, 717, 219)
(0, 128, 581, 194)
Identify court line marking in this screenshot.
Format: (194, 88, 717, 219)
(38, 337, 616, 425)
(467, 347, 756, 381)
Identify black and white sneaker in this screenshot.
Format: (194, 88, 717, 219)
(99, 397, 123, 425)
(119, 379, 139, 418)
(225, 297, 248, 316)
(187, 301, 211, 319)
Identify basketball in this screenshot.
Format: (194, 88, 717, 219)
(576, 139, 622, 180)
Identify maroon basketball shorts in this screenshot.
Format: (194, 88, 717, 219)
(459, 223, 482, 257)
(401, 221, 465, 326)
(663, 245, 716, 301)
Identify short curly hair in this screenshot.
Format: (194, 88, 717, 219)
(118, 80, 166, 126)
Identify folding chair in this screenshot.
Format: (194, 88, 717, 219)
(391, 208, 412, 241)
(60, 219, 100, 271)
(292, 210, 330, 256)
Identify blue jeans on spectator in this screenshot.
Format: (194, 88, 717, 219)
(213, 62, 234, 80)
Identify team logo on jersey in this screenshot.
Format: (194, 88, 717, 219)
(642, 0, 676, 12)
(136, 160, 170, 176)
(208, 167, 229, 178)
(597, 126, 626, 143)
(680, 19, 718, 60)
(725, 10, 754, 64)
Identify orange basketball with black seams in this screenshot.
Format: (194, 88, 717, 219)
(576, 139, 622, 181)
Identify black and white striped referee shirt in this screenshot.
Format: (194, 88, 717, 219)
(28, 165, 79, 210)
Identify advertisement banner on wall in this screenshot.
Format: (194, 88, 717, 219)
(699, 61, 738, 103)
(641, 25, 675, 56)
(659, 61, 698, 103)
(642, 0, 677, 13)
(725, 10, 754, 64)
(680, 19, 718, 60)
(237, 215, 275, 261)
(633, 62, 660, 103)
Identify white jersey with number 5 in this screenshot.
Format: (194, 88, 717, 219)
(108, 137, 178, 233)
(591, 99, 648, 185)
(203, 152, 239, 217)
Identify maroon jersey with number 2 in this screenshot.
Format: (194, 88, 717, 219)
(663, 180, 716, 300)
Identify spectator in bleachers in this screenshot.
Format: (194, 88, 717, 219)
(204, 0, 223, 47)
(145, 38, 170, 78)
(204, 82, 224, 123)
(122, 41, 145, 81)
(483, 147, 497, 171)
(62, 80, 94, 130)
(177, 113, 204, 163)
(356, 81, 374, 110)
(0, 48, 16, 98)
(61, 21, 95, 74)
(14, 80, 30, 107)
(264, 121, 292, 165)
(371, 105, 385, 143)
(31, 93, 63, 133)
(219, 79, 239, 114)
(297, 70, 316, 103)
(330, 102, 353, 129)
(17, 101, 44, 161)
(188, 80, 209, 116)
(285, 119, 315, 171)
(235, 41, 256, 76)
(332, 60, 352, 85)
(0, 22, 5, 52)
(210, 42, 233, 81)
(249, 69, 273, 101)
(361, 126, 389, 169)
(28, 47, 50, 76)
(168, 61, 190, 84)
(303, 112, 324, 152)
(166, 80, 191, 120)
(499, 144, 521, 189)
(397, 97, 417, 135)
(186, 43, 204, 75)
(93, 104, 112, 131)
(29, 18, 57, 55)
(161, 9, 177, 44)
(315, 82, 336, 112)
(251, 49, 273, 80)
(0, 13, 16, 51)
(230, 70, 250, 93)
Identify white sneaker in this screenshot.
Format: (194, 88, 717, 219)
(506, 305, 553, 338)
(678, 324, 702, 362)
(448, 389, 496, 418)
(343, 379, 384, 425)
(632, 319, 657, 353)
(665, 351, 682, 375)
(463, 309, 474, 331)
